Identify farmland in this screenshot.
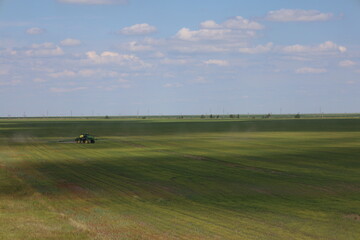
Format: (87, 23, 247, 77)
(0, 118, 360, 239)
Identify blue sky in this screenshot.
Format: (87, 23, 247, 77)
(0, 0, 359, 116)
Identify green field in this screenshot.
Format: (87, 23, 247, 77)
(0, 118, 360, 239)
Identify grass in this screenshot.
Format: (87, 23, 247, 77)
(0, 118, 360, 239)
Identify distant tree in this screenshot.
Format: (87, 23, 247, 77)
(216, 115, 220, 119)
(210, 114, 213, 119)
(200, 115, 205, 119)
(237, 114, 240, 118)
(294, 113, 301, 119)
(105, 115, 110, 119)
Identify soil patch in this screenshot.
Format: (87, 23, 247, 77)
(345, 214, 360, 221)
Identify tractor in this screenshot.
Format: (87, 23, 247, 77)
(75, 133, 95, 144)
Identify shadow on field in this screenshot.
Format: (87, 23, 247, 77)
(4, 144, 360, 215)
(1, 118, 360, 139)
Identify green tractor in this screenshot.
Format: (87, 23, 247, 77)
(75, 133, 95, 144)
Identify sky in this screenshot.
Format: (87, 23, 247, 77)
(0, 0, 360, 116)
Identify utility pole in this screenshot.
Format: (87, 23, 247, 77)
(320, 107, 323, 118)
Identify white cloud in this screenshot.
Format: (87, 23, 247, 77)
(204, 59, 228, 66)
(85, 51, 147, 67)
(175, 28, 232, 41)
(282, 41, 346, 54)
(60, 38, 82, 46)
(163, 82, 182, 88)
(239, 42, 273, 54)
(152, 52, 165, 58)
(26, 27, 46, 35)
(200, 16, 263, 30)
(50, 87, 87, 93)
(25, 42, 64, 57)
(296, 67, 327, 74)
(222, 16, 263, 30)
(119, 23, 157, 35)
(49, 69, 120, 78)
(125, 41, 153, 51)
(58, 0, 127, 5)
(175, 16, 262, 42)
(339, 60, 356, 67)
(200, 20, 221, 29)
(267, 9, 333, 22)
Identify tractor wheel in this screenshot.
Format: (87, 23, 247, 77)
(91, 139, 95, 143)
(86, 140, 90, 144)
(83, 140, 86, 144)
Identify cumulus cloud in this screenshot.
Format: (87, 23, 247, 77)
(58, 0, 127, 5)
(175, 16, 262, 42)
(124, 41, 154, 51)
(339, 60, 356, 67)
(267, 9, 333, 22)
(25, 42, 64, 57)
(200, 20, 221, 29)
(221, 16, 263, 30)
(239, 42, 273, 54)
(26, 27, 46, 35)
(175, 28, 232, 41)
(60, 38, 82, 46)
(282, 41, 346, 54)
(49, 69, 119, 78)
(296, 67, 327, 74)
(204, 59, 228, 66)
(119, 23, 157, 35)
(84, 51, 147, 67)
(200, 16, 263, 30)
